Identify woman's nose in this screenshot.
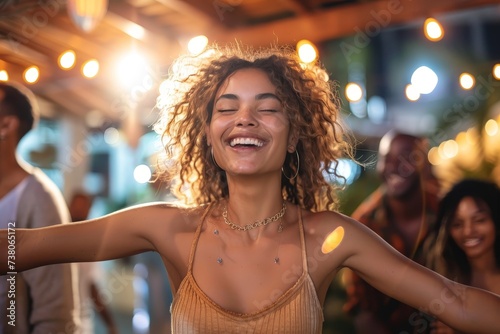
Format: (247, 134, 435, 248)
(235, 106, 257, 127)
(462, 221, 474, 236)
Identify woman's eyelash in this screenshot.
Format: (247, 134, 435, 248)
(216, 108, 278, 112)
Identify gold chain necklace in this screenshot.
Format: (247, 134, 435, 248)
(222, 202, 287, 231)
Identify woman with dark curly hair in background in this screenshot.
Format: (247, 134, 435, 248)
(2, 45, 500, 333)
(425, 179, 500, 333)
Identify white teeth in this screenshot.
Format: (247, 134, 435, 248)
(229, 137, 264, 147)
(387, 174, 405, 186)
(464, 239, 481, 247)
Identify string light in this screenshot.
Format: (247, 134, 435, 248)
(0, 70, 8, 81)
(297, 40, 318, 64)
(58, 50, 76, 70)
(424, 17, 444, 42)
(23, 66, 39, 84)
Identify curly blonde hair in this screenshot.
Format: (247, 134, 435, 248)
(155, 44, 352, 212)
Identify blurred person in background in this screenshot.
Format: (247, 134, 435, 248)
(425, 179, 500, 334)
(68, 191, 118, 334)
(129, 175, 175, 334)
(343, 130, 441, 333)
(0, 81, 81, 333)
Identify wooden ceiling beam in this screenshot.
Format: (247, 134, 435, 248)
(279, 0, 314, 14)
(153, 0, 224, 27)
(206, 0, 500, 46)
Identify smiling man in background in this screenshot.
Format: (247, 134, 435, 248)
(343, 130, 441, 333)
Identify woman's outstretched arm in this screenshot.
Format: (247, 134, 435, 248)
(338, 214, 500, 333)
(1, 203, 179, 274)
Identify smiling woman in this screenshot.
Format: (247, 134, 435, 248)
(2, 45, 500, 334)
(155, 45, 350, 209)
(426, 179, 500, 285)
(424, 179, 500, 333)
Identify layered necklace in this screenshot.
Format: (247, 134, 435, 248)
(213, 201, 287, 264)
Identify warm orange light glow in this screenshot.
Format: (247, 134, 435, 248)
(0, 70, 8, 81)
(405, 84, 420, 101)
(23, 66, 39, 84)
(345, 83, 363, 102)
(188, 35, 209, 55)
(493, 64, 500, 80)
(428, 147, 441, 166)
(297, 40, 318, 64)
(67, 0, 108, 32)
(321, 226, 345, 254)
(459, 73, 475, 90)
(485, 119, 498, 137)
(424, 18, 444, 42)
(82, 59, 99, 78)
(58, 50, 76, 70)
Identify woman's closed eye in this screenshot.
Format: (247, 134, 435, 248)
(217, 109, 237, 112)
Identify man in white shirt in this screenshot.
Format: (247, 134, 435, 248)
(0, 82, 81, 334)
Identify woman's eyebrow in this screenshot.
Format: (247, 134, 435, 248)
(215, 94, 238, 103)
(255, 93, 281, 102)
(215, 93, 281, 103)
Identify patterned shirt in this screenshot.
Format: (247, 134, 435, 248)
(344, 183, 439, 333)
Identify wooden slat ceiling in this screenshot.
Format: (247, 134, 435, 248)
(1, 0, 499, 123)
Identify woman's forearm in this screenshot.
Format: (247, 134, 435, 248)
(426, 279, 500, 333)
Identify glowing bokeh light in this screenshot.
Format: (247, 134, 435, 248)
(104, 127, 120, 145)
(405, 84, 420, 101)
(116, 53, 150, 89)
(428, 147, 441, 166)
(411, 66, 438, 94)
(82, 59, 99, 78)
(485, 119, 498, 137)
(321, 226, 345, 254)
(424, 18, 444, 42)
(494, 64, 500, 80)
(443, 140, 458, 159)
(124, 22, 146, 40)
(188, 35, 209, 55)
(59, 50, 76, 69)
(24, 66, 39, 84)
(0, 70, 8, 81)
(134, 164, 152, 184)
(459, 73, 475, 90)
(297, 40, 318, 64)
(345, 82, 363, 102)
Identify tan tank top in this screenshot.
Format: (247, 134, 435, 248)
(171, 207, 324, 333)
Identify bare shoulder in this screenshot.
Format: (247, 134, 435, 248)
(113, 201, 206, 233)
(301, 209, 385, 265)
(96, 202, 207, 245)
(115, 202, 209, 268)
(302, 209, 366, 242)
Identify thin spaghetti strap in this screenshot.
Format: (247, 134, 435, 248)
(297, 206, 308, 272)
(187, 205, 212, 272)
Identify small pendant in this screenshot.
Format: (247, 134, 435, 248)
(274, 257, 280, 264)
(213, 229, 219, 235)
(217, 257, 223, 264)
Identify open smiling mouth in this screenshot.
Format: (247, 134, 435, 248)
(229, 138, 264, 147)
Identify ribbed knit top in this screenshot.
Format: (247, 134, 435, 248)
(171, 207, 324, 333)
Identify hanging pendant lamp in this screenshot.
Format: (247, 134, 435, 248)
(67, 0, 108, 33)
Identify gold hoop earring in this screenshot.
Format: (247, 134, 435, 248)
(211, 147, 222, 170)
(282, 149, 299, 180)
